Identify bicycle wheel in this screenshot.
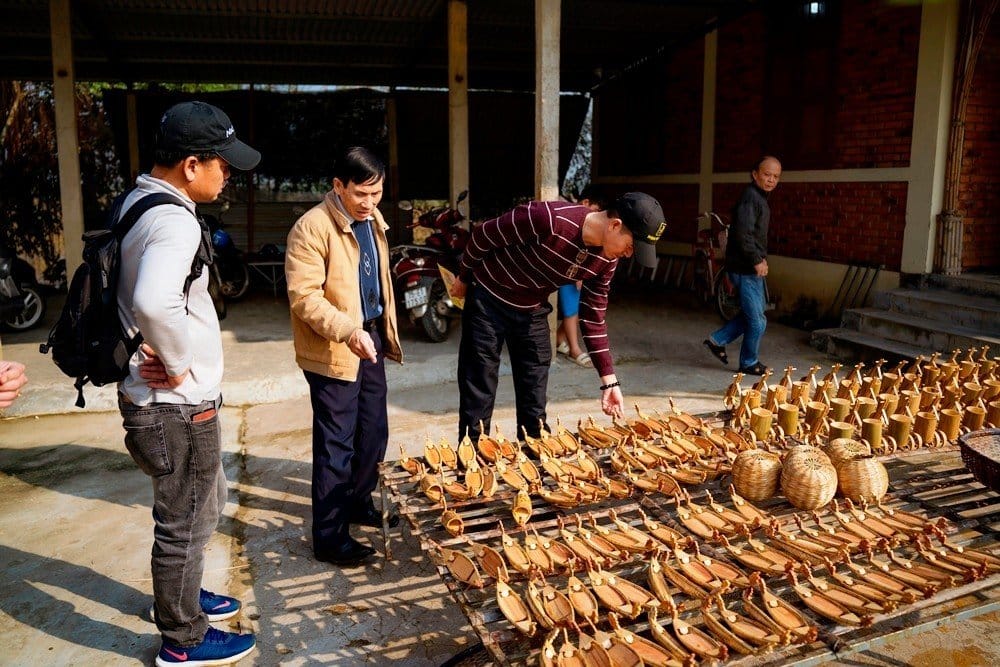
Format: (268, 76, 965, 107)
(715, 270, 742, 321)
(692, 250, 712, 304)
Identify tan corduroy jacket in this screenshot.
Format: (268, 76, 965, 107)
(285, 191, 402, 380)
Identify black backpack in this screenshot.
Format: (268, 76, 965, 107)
(40, 190, 207, 407)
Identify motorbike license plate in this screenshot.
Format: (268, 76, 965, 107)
(404, 285, 429, 309)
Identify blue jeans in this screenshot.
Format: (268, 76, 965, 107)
(710, 272, 767, 369)
(119, 395, 226, 647)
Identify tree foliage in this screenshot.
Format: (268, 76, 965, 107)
(0, 81, 124, 284)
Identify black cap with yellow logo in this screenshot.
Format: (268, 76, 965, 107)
(613, 192, 666, 268)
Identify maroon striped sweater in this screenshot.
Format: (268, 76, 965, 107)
(458, 201, 618, 376)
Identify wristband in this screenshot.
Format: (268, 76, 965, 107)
(600, 381, 620, 391)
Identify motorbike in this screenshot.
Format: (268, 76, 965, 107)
(390, 191, 470, 342)
(201, 201, 250, 301)
(0, 245, 46, 331)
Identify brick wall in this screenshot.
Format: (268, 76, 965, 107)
(959, 12, 1000, 270)
(830, 2, 920, 169)
(714, 11, 766, 172)
(594, 40, 703, 175)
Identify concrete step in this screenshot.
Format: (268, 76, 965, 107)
(925, 273, 1000, 299)
(841, 307, 999, 355)
(810, 327, 935, 363)
(873, 288, 1000, 331)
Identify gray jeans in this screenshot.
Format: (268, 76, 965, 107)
(120, 395, 226, 647)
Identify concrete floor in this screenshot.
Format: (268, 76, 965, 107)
(1, 288, 997, 665)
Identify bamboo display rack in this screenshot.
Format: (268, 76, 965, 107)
(377, 415, 1000, 666)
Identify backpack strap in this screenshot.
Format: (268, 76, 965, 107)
(112, 192, 189, 239)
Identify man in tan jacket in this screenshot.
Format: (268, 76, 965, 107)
(285, 147, 403, 567)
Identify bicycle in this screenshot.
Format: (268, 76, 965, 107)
(692, 211, 742, 321)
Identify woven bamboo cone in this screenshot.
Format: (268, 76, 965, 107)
(781, 455, 838, 510)
(732, 449, 782, 502)
(837, 456, 889, 502)
(826, 438, 871, 467)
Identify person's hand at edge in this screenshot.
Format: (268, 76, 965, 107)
(0, 360, 28, 408)
(139, 343, 189, 389)
(348, 329, 378, 363)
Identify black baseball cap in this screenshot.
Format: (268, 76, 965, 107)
(613, 192, 666, 268)
(156, 101, 261, 171)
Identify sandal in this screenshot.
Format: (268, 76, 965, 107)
(703, 339, 728, 366)
(570, 352, 592, 367)
(739, 362, 768, 376)
(556, 341, 570, 356)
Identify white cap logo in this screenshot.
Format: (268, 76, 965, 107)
(226, 126, 235, 138)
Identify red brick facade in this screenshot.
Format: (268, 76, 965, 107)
(596, 0, 934, 272)
(959, 12, 1000, 270)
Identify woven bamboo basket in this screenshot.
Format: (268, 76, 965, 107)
(824, 438, 871, 468)
(732, 449, 782, 502)
(781, 455, 838, 510)
(781, 445, 830, 466)
(836, 456, 889, 502)
(959, 428, 1000, 492)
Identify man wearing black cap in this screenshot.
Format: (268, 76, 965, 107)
(449, 192, 666, 444)
(116, 101, 260, 666)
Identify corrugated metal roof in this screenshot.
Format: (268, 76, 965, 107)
(0, 0, 756, 90)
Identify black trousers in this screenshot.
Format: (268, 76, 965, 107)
(304, 322, 388, 549)
(457, 286, 552, 443)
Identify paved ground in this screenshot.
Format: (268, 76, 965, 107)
(1, 287, 998, 666)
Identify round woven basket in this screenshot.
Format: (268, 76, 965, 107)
(825, 438, 872, 468)
(732, 449, 782, 502)
(781, 455, 838, 510)
(782, 445, 831, 467)
(959, 428, 1000, 492)
(836, 456, 889, 502)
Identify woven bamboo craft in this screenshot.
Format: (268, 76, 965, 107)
(731, 449, 782, 501)
(781, 455, 838, 510)
(824, 438, 871, 468)
(959, 428, 1000, 492)
(836, 456, 889, 502)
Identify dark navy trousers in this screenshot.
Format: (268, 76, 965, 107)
(304, 323, 388, 549)
(457, 285, 552, 444)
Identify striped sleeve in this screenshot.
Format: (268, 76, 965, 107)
(578, 260, 617, 376)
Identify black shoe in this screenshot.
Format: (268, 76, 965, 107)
(349, 502, 400, 528)
(315, 536, 376, 566)
(703, 339, 729, 365)
(739, 362, 768, 376)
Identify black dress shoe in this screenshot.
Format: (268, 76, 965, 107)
(349, 503, 400, 528)
(315, 537, 376, 566)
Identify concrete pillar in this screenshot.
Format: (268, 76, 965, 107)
(902, 0, 958, 274)
(49, 0, 84, 274)
(386, 94, 401, 241)
(448, 0, 470, 209)
(698, 30, 718, 216)
(126, 91, 140, 182)
(535, 0, 560, 200)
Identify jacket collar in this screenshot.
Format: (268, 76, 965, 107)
(323, 190, 388, 233)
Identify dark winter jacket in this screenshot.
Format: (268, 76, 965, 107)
(725, 182, 770, 275)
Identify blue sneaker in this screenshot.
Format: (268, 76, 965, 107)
(150, 589, 242, 623)
(198, 589, 241, 622)
(155, 627, 256, 666)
